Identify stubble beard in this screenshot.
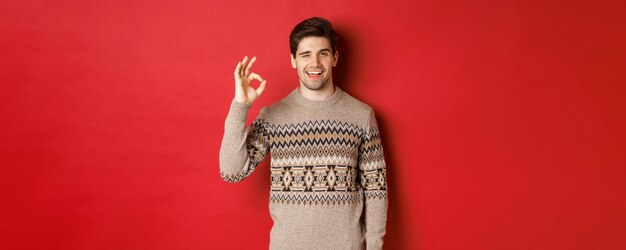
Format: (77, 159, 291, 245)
(300, 78, 327, 91)
(299, 70, 331, 91)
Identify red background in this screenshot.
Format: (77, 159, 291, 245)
(2, 1, 625, 249)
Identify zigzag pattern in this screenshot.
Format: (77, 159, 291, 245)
(358, 126, 386, 171)
(272, 145, 359, 159)
(221, 172, 247, 183)
(224, 118, 388, 205)
(270, 120, 363, 167)
(270, 120, 363, 148)
(271, 155, 356, 167)
(247, 119, 271, 166)
(270, 191, 363, 205)
(220, 119, 271, 182)
(364, 190, 387, 200)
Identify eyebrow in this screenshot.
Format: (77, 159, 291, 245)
(298, 48, 332, 56)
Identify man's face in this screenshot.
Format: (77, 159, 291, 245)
(291, 36, 338, 91)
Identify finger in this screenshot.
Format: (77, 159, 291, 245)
(244, 56, 256, 77)
(233, 61, 242, 79)
(240, 56, 248, 77)
(248, 72, 265, 82)
(256, 80, 267, 96)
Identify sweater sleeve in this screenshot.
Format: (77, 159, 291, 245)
(219, 99, 271, 182)
(359, 110, 388, 250)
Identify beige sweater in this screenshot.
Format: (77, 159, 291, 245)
(219, 87, 388, 250)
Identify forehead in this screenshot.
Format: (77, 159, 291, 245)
(296, 36, 331, 53)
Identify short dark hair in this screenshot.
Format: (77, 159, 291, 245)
(289, 17, 338, 57)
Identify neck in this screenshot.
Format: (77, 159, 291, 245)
(298, 82, 336, 101)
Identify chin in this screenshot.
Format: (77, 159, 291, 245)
(303, 82, 326, 91)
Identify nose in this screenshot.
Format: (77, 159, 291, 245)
(311, 54, 321, 66)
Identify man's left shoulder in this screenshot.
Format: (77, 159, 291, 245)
(339, 90, 375, 115)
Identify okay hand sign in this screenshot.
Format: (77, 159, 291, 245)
(233, 56, 267, 104)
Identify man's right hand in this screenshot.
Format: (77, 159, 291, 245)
(234, 56, 267, 104)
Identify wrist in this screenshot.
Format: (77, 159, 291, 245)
(234, 97, 248, 104)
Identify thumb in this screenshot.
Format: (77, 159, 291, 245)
(256, 80, 267, 96)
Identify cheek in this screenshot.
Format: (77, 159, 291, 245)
(324, 59, 334, 68)
(298, 62, 308, 71)
(298, 65, 306, 73)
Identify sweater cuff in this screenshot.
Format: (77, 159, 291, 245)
(366, 237, 383, 250)
(227, 99, 252, 123)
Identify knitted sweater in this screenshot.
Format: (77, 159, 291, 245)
(219, 87, 388, 250)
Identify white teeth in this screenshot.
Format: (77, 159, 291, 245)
(306, 71, 322, 75)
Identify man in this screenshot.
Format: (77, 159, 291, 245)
(219, 17, 388, 250)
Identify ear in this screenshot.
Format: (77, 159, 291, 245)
(332, 50, 339, 67)
(290, 54, 297, 69)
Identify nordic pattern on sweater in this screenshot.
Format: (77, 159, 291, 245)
(219, 87, 388, 250)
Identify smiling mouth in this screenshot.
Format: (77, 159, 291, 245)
(306, 70, 324, 76)
(305, 69, 324, 81)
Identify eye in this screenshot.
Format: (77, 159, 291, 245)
(320, 52, 329, 56)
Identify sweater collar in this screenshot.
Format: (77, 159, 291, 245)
(290, 85, 343, 108)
